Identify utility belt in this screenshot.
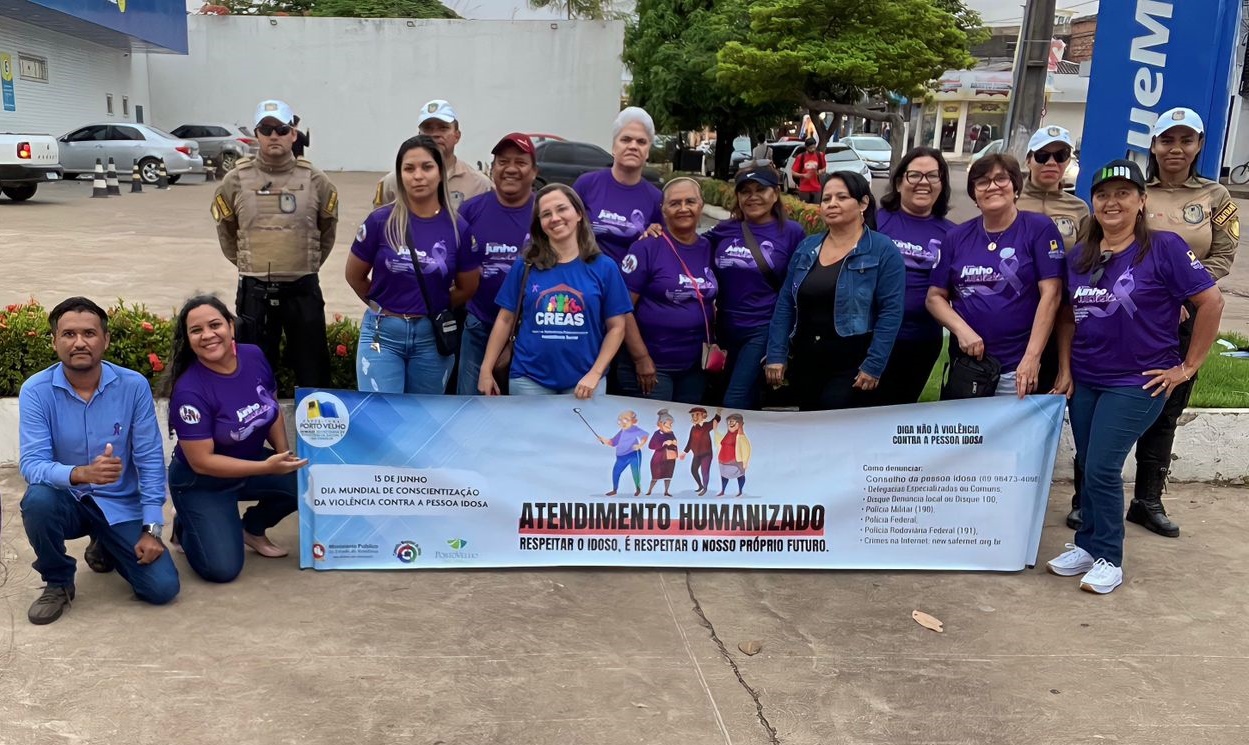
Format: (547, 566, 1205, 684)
(238, 273, 321, 305)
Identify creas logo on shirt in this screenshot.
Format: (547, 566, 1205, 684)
(534, 285, 586, 327)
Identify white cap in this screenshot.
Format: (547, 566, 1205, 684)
(1027, 125, 1073, 153)
(254, 99, 295, 127)
(1152, 107, 1205, 137)
(418, 99, 458, 126)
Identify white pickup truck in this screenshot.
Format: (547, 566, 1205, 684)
(0, 133, 62, 201)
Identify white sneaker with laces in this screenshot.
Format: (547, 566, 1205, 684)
(1046, 544, 1094, 576)
(1079, 558, 1123, 594)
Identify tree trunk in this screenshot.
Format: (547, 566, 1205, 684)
(808, 111, 843, 150)
(801, 96, 907, 171)
(713, 122, 736, 181)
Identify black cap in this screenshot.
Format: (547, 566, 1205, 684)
(1090, 159, 1146, 193)
(804, 137, 817, 147)
(735, 168, 779, 190)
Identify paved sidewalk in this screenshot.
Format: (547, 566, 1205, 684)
(2, 468, 1246, 745)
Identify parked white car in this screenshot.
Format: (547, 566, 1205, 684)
(783, 143, 872, 191)
(0, 133, 62, 201)
(842, 135, 893, 177)
(58, 123, 203, 184)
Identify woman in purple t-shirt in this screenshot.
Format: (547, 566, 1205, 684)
(345, 135, 479, 395)
(162, 296, 305, 583)
(1045, 160, 1223, 595)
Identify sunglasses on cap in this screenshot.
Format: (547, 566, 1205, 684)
(1033, 149, 1071, 165)
(256, 124, 292, 137)
(1089, 250, 1113, 286)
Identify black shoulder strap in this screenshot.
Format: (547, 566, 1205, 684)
(508, 262, 533, 340)
(741, 222, 781, 290)
(406, 223, 444, 315)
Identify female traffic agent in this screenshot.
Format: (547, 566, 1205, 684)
(926, 154, 1065, 398)
(617, 177, 718, 404)
(1124, 107, 1240, 537)
(573, 106, 663, 265)
(478, 184, 633, 398)
(707, 166, 807, 408)
(765, 172, 905, 410)
(1047, 159, 1223, 595)
(457, 133, 538, 395)
(874, 147, 956, 405)
(162, 296, 304, 583)
(345, 135, 479, 395)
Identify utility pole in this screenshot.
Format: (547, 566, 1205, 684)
(1003, 0, 1058, 159)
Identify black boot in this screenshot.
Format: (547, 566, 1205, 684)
(1127, 465, 1180, 537)
(1066, 459, 1083, 531)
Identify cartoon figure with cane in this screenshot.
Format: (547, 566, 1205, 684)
(573, 408, 648, 497)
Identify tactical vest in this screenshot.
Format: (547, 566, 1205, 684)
(233, 162, 322, 278)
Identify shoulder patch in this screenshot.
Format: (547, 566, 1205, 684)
(373, 181, 386, 208)
(355, 221, 367, 243)
(211, 193, 234, 223)
(324, 189, 338, 217)
(1212, 200, 1238, 229)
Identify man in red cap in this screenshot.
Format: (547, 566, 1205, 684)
(456, 133, 539, 394)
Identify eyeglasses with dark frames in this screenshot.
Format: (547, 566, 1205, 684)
(903, 170, 941, 185)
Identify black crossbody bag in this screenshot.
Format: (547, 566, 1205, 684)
(408, 229, 462, 357)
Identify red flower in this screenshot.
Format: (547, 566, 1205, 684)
(141, 321, 154, 332)
(333, 313, 343, 323)
(335, 344, 348, 357)
(148, 353, 165, 373)
(6, 304, 19, 313)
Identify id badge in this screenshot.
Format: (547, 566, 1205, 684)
(279, 193, 298, 214)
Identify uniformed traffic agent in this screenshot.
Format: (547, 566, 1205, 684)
(1018, 125, 1089, 251)
(373, 99, 491, 210)
(211, 99, 339, 387)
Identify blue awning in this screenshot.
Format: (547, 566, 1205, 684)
(2, 0, 187, 54)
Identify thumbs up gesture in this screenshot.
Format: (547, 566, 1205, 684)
(80, 442, 124, 485)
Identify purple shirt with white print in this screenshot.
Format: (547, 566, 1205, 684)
(623, 233, 718, 372)
(707, 218, 807, 334)
(573, 169, 663, 264)
(349, 206, 476, 316)
(462, 191, 533, 326)
(876, 208, 956, 341)
(930, 211, 1064, 370)
(170, 343, 279, 464)
(1068, 231, 1215, 388)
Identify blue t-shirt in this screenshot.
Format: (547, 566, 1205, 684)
(350, 206, 475, 316)
(495, 255, 634, 391)
(876, 208, 956, 341)
(462, 191, 534, 326)
(573, 169, 663, 265)
(170, 344, 279, 464)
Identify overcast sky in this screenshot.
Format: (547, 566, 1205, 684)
(968, 0, 1100, 26)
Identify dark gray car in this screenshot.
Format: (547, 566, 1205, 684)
(171, 123, 258, 171)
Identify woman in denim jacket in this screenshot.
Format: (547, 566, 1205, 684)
(765, 172, 905, 410)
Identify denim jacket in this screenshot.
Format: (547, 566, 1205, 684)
(765, 227, 905, 379)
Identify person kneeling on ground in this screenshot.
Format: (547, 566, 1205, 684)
(162, 295, 304, 583)
(19, 297, 179, 625)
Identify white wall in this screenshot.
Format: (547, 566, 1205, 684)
(0, 18, 147, 137)
(146, 16, 626, 172)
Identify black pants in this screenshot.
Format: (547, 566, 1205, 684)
(1134, 310, 1196, 471)
(1037, 330, 1060, 394)
(236, 274, 331, 388)
(875, 335, 941, 406)
(788, 333, 874, 411)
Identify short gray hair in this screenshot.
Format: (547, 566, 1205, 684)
(613, 107, 656, 142)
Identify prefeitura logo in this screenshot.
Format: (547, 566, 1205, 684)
(394, 541, 421, 563)
(295, 392, 350, 448)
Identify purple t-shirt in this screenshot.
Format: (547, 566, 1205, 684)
(1068, 231, 1215, 388)
(930, 211, 1065, 370)
(876, 208, 956, 341)
(708, 218, 807, 333)
(573, 169, 663, 264)
(610, 424, 648, 456)
(623, 233, 718, 372)
(170, 344, 279, 464)
(462, 192, 533, 326)
(349, 206, 476, 316)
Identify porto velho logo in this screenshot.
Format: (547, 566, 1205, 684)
(447, 538, 468, 550)
(296, 392, 349, 448)
(394, 541, 421, 563)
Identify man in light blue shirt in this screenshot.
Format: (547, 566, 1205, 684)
(19, 297, 179, 624)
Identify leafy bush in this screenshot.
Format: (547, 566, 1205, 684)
(0, 300, 361, 398)
(695, 176, 824, 235)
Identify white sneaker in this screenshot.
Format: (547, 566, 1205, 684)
(1079, 558, 1123, 594)
(1046, 544, 1094, 576)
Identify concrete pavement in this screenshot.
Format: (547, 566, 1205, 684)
(2, 468, 1246, 745)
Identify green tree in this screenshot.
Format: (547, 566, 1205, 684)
(624, 0, 793, 178)
(528, 0, 625, 20)
(311, 0, 458, 17)
(717, 0, 979, 163)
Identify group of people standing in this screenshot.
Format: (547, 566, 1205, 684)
(14, 98, 1237, 625)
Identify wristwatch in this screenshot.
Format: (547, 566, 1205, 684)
(141, 523, 163, 541)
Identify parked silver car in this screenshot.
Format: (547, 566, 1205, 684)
(58, 123, 203, 184)
(842, 135, 893, 176)
(171, 122, 258, 171)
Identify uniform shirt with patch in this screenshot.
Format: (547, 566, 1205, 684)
(350, 206, 475, 316)
(374, 158, 493, 210)
(1017, 178, 1090, 252)
(930, 211, 1065, 371)
(1146, 176, 1239, 279)
(171, 344, 279, 464)
(572, 169, 663, 265)
(623, 234, 718, 372)
(707, 218, 807, 334)
(1067, 231, 1215, 387)
(461, 191, 534, 326)
(876, 208, 956, 341)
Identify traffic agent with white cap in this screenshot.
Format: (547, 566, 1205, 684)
(374, 98, 492, 209)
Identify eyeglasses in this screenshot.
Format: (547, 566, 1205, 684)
(904, 170, 941, 185)
(1089, 250, 1113, 286)
(973, 173, 1013, 191)
(1033, 149, 1072, 165)
(256, 124, 292, 137)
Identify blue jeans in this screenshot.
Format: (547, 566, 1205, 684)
(721, 325, 768, 409)
(509, 376, 607, 396)
(20, 485, 179, 604)
(617, 357, 707, 404)
(457, 313, 491, 395)
(1069, 384, 1165, 566)
(168, 457, 298, 583)
(357, 310, 452, 395)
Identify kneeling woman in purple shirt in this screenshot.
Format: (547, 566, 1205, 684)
(163, 296, 305, 583)
(618, 177, 718, 404)
(1046, 160, 1222, 595)
(346, 135, 479, 395)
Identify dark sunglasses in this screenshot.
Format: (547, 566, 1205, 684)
(1089, 250, 1113, 286)
(1033, 149, 1071, 165)
(256, 124, 292, 137)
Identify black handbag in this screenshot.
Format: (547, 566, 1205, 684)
(940, 349, 1002, 400)
(409, 235, 461, 357)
